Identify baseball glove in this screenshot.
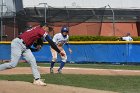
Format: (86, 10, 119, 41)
(30, 38, 44, 52)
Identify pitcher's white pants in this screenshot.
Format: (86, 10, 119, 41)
(0, 38, 41, 79)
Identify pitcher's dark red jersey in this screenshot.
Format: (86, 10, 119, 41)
(19, 26, 47, 46)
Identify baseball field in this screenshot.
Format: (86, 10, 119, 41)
(0, 63, 140, 93)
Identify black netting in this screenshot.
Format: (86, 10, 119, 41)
(1, 6, 140, 40)
(0, 6, 107, 40)
(2, 6, 140, 27)
(15, 6, 107, 27)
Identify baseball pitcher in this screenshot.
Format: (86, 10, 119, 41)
(0, 23, 65, 86)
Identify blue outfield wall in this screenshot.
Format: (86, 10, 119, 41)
(0, 41, 140, 63)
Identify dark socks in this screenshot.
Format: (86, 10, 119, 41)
(58, 61, 65, 71)
(50, 61, 55, 68)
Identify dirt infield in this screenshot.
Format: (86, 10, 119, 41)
(0, 67, 140, 93)
(0, 67, 140, 75)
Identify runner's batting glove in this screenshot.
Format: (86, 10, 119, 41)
(69, 48, 72, 54)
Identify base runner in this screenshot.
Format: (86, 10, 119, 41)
(50, 26, 72, 74)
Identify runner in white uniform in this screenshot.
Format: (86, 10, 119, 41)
(50, 26, 72, 73)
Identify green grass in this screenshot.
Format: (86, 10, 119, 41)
(0, 62, 140, 93)
(14, 62, 140, 70)
(0, 74, 140, 93)
(1, 62, 140, 93)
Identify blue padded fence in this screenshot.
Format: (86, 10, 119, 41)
(0, 41, 140, 63)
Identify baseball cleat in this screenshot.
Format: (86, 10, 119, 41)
(33, 79, 47, 86)
(57, 69, 62, 74)
(50, 68, 54, 73)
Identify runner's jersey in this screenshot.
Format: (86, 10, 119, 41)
(19, 26, 48, 46)
(53, 33, 69, 46)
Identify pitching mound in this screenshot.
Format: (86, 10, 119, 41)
(0, 80, 118, 93)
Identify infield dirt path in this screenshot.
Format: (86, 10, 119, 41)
(0, 67, 140, 93)
(0, 67, 140, 75)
